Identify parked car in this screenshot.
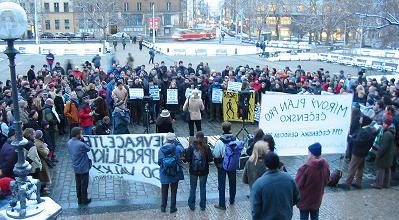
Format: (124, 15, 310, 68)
(79, 32, 94, 39)
(112, 32, 131, 40)
(40, 32, 54, 38)
(53, 33, 65, 38)
(64, 32, 76, 38)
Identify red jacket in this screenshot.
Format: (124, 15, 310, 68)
(78, 105, 94, 128)
(295, 158, 330, 210)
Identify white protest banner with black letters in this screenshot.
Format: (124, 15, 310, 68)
(129, 88, 144, 99)
(259, 94, 352, 156)
(167, 89, 178, 104)
(212, 88, 223, 103)
(84, 133, 166, 187)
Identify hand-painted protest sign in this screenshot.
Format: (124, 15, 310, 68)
(223, 91, 255, 122)
(212, 88, 223, 103)
(259, 94, 353, 156)
(84, 133, 167, 187)
(167, 89, 178, 104)
(129, 88, 144, 99)
(149, 86, 160, 100)
(227, 81, 242, 91)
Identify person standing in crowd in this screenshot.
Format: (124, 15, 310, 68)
(212, 122, 242, 210)
(42, 98, 59, 153)
(158, 133, 184, 213)
(67, 127, 92, 205)
(94, 116, 111, 135)
(33, 130, 52, 196)
(27, 65, 36, 83)
(246, 129, 265, 156)
(92, 54, 101, 69)
(183, 90, 204, 137)
(371, 112, 396, 189)
(243, 141, 269, 191)
(19, 100, 29, 125)
(184, 131, 213, 211)
(46, 52, 55, 70)
(112, 102, 130, 134)
(295, 143, 330, 220)
(344, 116, 376, 189)
(0, 129, 16, 178)
(251, 152, 300, 220)
(79, 95, 94, 135)
(54, 89, 66, 135)
(156, 110, 174, 133)
(64, 92, 80, 133)
(208, 77, 223, 122)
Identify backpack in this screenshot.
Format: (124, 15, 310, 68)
(162, 149, 178, 177)
(223, 140, 244, 172)
(191, 148, 206, 172)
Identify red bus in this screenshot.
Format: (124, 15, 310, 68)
(172, 28, 216, 41)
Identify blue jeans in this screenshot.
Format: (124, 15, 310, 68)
(83, 126, 93, 135)
(188, 174, 208, 209)
(300, 209, 319, 220)
(217, 168, 236, 208)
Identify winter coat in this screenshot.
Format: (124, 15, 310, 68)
(242, 158, 267, 189)
(34, 138, 51, 184)
(184, 143, 213, 176)
(19, 109, 29, 125)
(183, 96, 204, 121)
(112, 109, 130, 134)
(246, 136, 264, 156)
(53, 95, 65, 115)
(67, 137, 91, 174)
(251, 170, 300, 220)
(42, 104, 58, 127)
(64, 100, 80, 124)
(158, 142, 184, 184)
(212, 133, 237, 168)
(0, 141, 17, 178)
(94, 121, 111, 135)
(295, 158, 330, 211)
(350, 125, 377, 158)
(375, 127, 396, 169)
(27, 145, 42, 173)
(79, 104, 94, 128)
(156, 117, 174, 133)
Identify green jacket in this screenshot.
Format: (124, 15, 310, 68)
(376, 127, 396, 169)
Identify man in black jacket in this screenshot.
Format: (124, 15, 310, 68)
(94, 116, 111, 135)
(27, 65, 36, 83)
(344, 116, 377, 189)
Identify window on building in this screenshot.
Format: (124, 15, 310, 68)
(137, 2, 142, 11)
(64, 2, 69, 12)
(55, 20, 60, 30)
(283, 5, 291, 13)
(164, 14, 172, 25)
(297, 4, 305, 13)
(258, 5, 265, 12)
(167, 2, 171, 11)
(134, 14, 143, 25)
(45, 20, 51, 30)
(268, 4, 277, 13)
(64, 19, 70, 29)
(54, 3, 59, 12)
(150, 2, 154, 10)
(78, 19, 84, 29)
(88, 19, 94, 28)
(124, 2, 129, 11)
(44, 3, 50, 13)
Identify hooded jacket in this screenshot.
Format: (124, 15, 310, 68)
(184, 142, 213, 176)
(158, 142, 184, 184)
(295, 157, 330, 210)
(375, 126, 396, 169)
(212, 133, 236, 168)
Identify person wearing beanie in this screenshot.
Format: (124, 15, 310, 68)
(372, 112, 396, 189)
(158, 132, 184, 213)
(250, 152, 299, 220)
(295, 143, 330, 220)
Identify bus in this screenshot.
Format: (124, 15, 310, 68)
(172, 28, 216, 41)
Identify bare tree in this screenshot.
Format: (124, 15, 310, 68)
(72, 0, 123, 40)
(358, 0, 399, 29)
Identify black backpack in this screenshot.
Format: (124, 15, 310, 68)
(191, 148, 206, 172)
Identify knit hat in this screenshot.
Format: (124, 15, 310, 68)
(308, 142, 322, 157)
(35, 130, 43, 139)
(383, 112, 394, 127)
(165, 132, 176, 142)
(160, 109, 170, 118)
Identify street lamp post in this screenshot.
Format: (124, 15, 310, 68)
(152, 4, 155, 44)
(0, 2, 61, 219)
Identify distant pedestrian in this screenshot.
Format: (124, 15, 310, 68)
(183, 89, 204, 136)
(46, 52, 54, 71)
(122, 37, 126, 50)
(132, 35, 137, 44)
(149, 47, 155, 64)
(158, 133, 184, 213)
(67, 127, 91, 205)
(295, 143, 330, 220)
(139, 39, 143, 51)
(92, 54, 101, 69)
(112, 37, 118, 51)
(371, 112, 396, 189)
(251, 152, 300, 220)
(212, 122, 243, 210)
(242, 141, 268, 191)
(184, 131, 213, 211)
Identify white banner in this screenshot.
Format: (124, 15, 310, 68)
(149, 86, 160, 100)
(129, 88, 144, 99)
(167, 89, 178, 104)
(227, 81, 242, 91)
(84, 133, 167, 187)
(259, 94, 353, 156)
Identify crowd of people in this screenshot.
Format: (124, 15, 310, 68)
(0, 48, 398, 219)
